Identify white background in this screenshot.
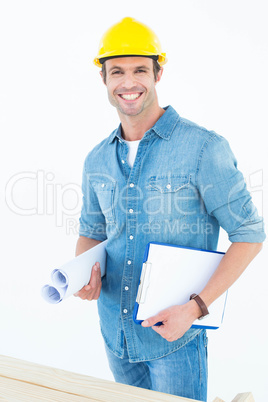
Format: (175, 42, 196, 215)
(0, 1, 267, 401)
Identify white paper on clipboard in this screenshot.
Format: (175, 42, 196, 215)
(134, 242, 227, 329)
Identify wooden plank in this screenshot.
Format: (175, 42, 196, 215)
(0, 376, 93, 402)
(232, 393, 255, 402)
(0, 355, 196, 402)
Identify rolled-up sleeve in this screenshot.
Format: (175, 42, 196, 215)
(79, 160, 107, 241)
(196, 134, 266, 243)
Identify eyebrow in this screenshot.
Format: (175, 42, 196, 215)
(108, 65, 150, 73)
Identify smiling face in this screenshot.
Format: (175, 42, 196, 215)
(100, 57, 163, 118)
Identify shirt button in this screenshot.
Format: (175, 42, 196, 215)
(129, 209, 133, 214)
(125, 286, 129, 291)
(127, 260, 131, 265)
(130, 183, 134, 188)
(101, 183, 105, 188)
(123, 309, 128, 314)
(166, 184, 171, 189)
(121, 159, 125, 164)
(129, 235, 134, 240)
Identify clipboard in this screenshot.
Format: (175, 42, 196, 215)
(133, 242, 227, 330)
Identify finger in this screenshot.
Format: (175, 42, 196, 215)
(141, 313, 164, 327)
(86, 288, 99, 301)
(152, 324, 173, 342)
(74, 284, 90, 297)
(75, 284, 89, 295)
(74, 289, 83, 297)
(75, 290, 86, 299)
(73, 263, 101, 299)
(93, 286, 102, 299)
(152, 324, 165, 335)
(89, 262, 101, 288)
(84, 263, 99, 291)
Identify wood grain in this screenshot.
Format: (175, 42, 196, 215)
(232, 392, 255, 402)
(0, 376, 92, 402)
(0, 355, 255, 402)
(0, 354, 196, 401)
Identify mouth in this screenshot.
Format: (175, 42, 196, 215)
(117, 92, 143, 101)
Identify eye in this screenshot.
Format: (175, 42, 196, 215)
(111, 70, 122, 75)
(136, 69, 146, 73)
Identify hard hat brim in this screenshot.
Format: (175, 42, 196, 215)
(94, 52, 167, 68)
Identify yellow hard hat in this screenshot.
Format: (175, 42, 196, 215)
(93, 17, 167, 68)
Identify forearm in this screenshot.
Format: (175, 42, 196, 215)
(75, 236, 102, 257)
(199, 242, 263, 309)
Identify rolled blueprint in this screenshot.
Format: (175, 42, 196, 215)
(41, 240, 107, 304)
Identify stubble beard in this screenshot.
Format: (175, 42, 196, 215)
(107, 89, 157, 117)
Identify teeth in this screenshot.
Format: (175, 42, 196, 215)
(121, 93, 141, 100)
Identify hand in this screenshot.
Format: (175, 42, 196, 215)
(141, 301, 201, 342)
(73, 262, 102, 301)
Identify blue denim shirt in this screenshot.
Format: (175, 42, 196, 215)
(79, 105, 265, 362)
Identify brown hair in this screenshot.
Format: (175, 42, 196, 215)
(101, 59, 161, 84)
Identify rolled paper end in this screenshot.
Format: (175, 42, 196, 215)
(51, 269, 68, 288)
(41, 285, 62, 304)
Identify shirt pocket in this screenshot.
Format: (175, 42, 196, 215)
(90, 176, 117, 224)
(145, 174, 190, 222)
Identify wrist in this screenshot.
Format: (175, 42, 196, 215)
(188, 299, 203, 320)
(190, 293, 209, 320)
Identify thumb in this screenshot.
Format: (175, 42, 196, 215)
(141, 313, 164, 327)
(90, 262, 101, 286)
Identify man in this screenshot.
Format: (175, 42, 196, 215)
(74, 17, 265, 401)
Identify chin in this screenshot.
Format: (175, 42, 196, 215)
(119, 105, 145, 117)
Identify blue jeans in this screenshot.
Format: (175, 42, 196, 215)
(104, 331, 208, 401)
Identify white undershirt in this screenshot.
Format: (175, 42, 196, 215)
(124, 139, 141, 168)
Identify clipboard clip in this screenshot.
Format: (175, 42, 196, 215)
(136, 262, 152, 304)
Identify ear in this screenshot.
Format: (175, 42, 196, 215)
(155, 67, 164, 85)
(99, 70, 106, 86)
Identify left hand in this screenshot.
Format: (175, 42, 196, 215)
(141, 301, 201, 342)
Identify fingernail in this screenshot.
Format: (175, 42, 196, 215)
(94, 262, 100, 271)
(142, 320, 148, 326)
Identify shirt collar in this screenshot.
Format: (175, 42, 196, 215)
(108, 105, 180, 144)
(151, 105, 180, 140)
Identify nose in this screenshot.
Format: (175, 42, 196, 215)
(122, 71, 137, 89)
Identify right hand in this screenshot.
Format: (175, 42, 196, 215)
(74, 262, 102, 301)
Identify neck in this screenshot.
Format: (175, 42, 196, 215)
(118, 106, 165, 141)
